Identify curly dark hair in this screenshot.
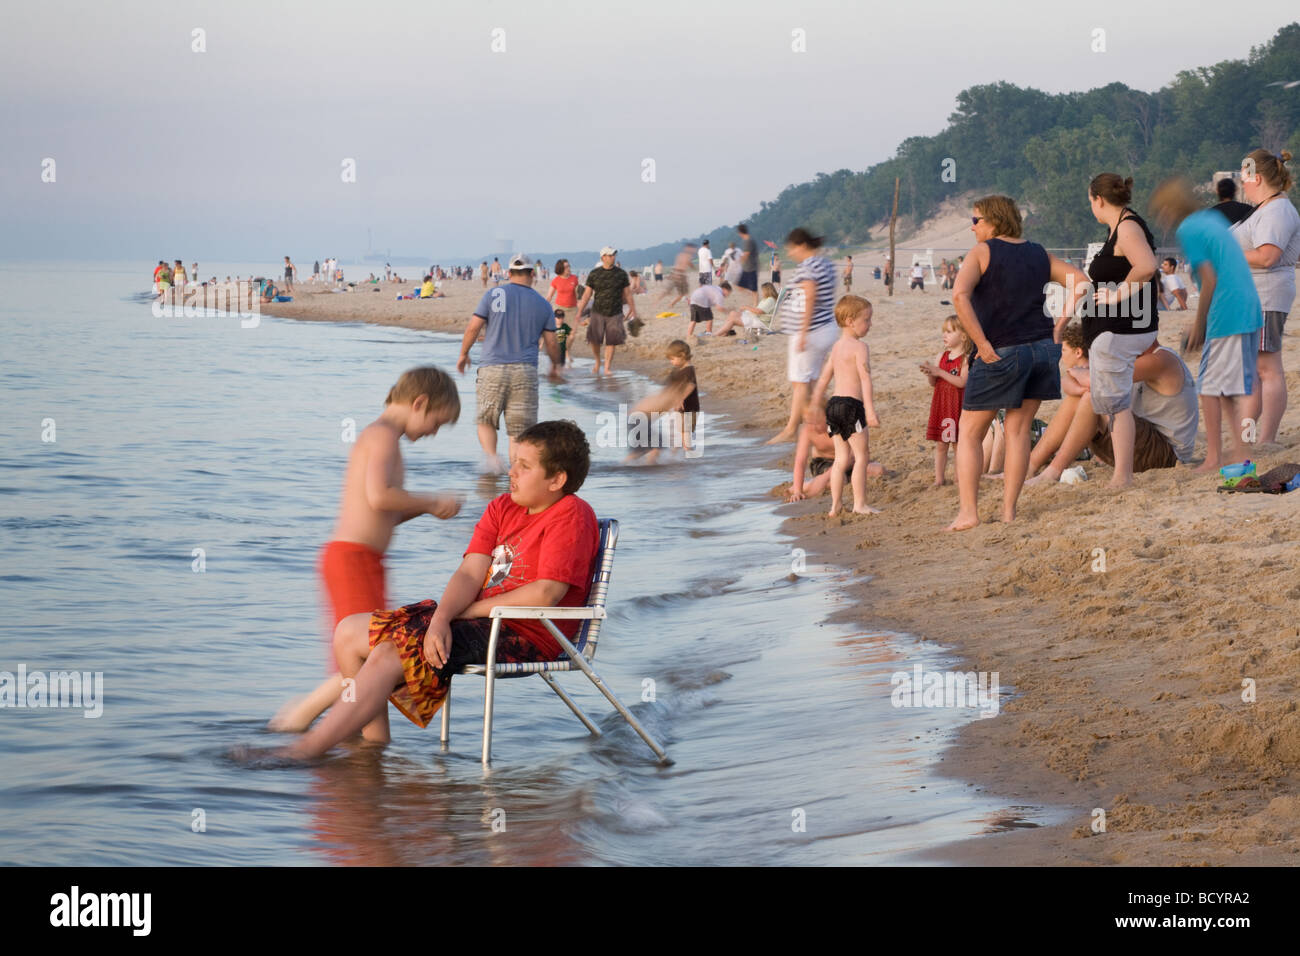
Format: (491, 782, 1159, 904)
(517, 420, 590, 494)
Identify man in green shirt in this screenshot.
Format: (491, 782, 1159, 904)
(574, 246, 637, 376)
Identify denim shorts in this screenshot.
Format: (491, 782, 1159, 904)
(962, 337, 1061, 411)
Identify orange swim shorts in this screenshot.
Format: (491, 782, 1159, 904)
(318, 540, 388, 669)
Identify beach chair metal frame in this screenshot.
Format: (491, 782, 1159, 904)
(754, 287, 787, 334)
(439, 519, 671, 767)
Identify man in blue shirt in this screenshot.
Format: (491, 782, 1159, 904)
(457, 255, 565, 473)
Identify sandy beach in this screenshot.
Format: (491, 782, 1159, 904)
(260, 254, 1300, 865)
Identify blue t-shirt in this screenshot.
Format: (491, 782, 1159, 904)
(1177, 210, 1263, 340)
(472, 283, 557, 366)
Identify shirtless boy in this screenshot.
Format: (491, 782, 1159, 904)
(808, 295, 881, 516)
(787, 399, 883, 501)
(269, 367, 463, 737)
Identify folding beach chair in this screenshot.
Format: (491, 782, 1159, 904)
(749, 286, 786, 335)
(439, 519, 671, 766)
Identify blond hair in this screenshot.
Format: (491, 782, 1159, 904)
(1245, 148, 1294, 194)
(973, 195, 1023, 238)
(385, 366, 461, 422)
(1148, 177, 1200, 229)
(834, 294, 872, 327)
(941, 314, 971, 354)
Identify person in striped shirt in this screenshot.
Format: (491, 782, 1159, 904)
(768, 228, 841, 444)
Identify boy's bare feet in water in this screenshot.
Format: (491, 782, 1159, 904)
(482, 453, 505, 475)
(268, 697, 314, 733)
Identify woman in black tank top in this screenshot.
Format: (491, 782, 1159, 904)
(948, 194, 1090, 532)
(1084, 173, 1160, 488)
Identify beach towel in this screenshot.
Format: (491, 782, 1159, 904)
(1216, 463, 1300, 494)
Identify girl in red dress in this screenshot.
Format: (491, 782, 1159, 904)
(921, 315, 971, 486)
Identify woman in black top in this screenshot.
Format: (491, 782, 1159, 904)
(949, 195, 1088, 531)
(1082, 173, 1159, 488)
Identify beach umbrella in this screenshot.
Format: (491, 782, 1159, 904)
(763, 240, 776, 248)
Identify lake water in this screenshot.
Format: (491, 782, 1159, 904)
(0, 261, 1035, 865)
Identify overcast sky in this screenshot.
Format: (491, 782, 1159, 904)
(2, 0, 1294, 262)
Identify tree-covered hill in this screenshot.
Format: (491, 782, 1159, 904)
(558, 23, 1299, 269)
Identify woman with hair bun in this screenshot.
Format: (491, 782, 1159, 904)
(768, 227, 840, 445)
(1232, 148, 1300, 445)
(1084, 173, 1160, 488)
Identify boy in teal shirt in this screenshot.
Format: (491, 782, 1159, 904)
(1152, 178, 1263, 473)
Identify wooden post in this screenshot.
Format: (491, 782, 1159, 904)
(888, 176, 900, 298)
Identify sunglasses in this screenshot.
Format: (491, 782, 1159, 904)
(971, 216, 985, 225)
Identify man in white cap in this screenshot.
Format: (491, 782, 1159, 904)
(574, 246, 636, 376)
(457, 254, 565, 473)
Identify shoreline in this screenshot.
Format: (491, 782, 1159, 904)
(262, 275, 1300, 865)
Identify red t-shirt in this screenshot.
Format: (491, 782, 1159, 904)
(550, 274, 579, 308)
(465, 492, 599, 657)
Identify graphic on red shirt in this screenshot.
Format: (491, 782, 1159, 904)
(484, 542, 522, 590)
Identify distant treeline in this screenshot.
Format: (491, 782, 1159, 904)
(531, 23, 1300, 269)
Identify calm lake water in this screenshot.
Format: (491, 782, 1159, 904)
(0, 261, 1035, 865)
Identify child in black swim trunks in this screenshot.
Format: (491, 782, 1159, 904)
(787, 399, 884, 502)
(809, 295, 881, 516)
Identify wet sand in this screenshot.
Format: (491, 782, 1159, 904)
(261, 269, 1300, 865)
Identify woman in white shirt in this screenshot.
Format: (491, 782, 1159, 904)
(717, 282, 779, 336)
(1232, 148, 1300, 444)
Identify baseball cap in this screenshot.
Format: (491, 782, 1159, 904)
(508, 254, 534, 270)
(600, 246, 617, 257)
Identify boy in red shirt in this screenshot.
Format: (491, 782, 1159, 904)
(282, 420, 599, 759)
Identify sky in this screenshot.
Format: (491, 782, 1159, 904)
(1, 0, 1295, 263)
